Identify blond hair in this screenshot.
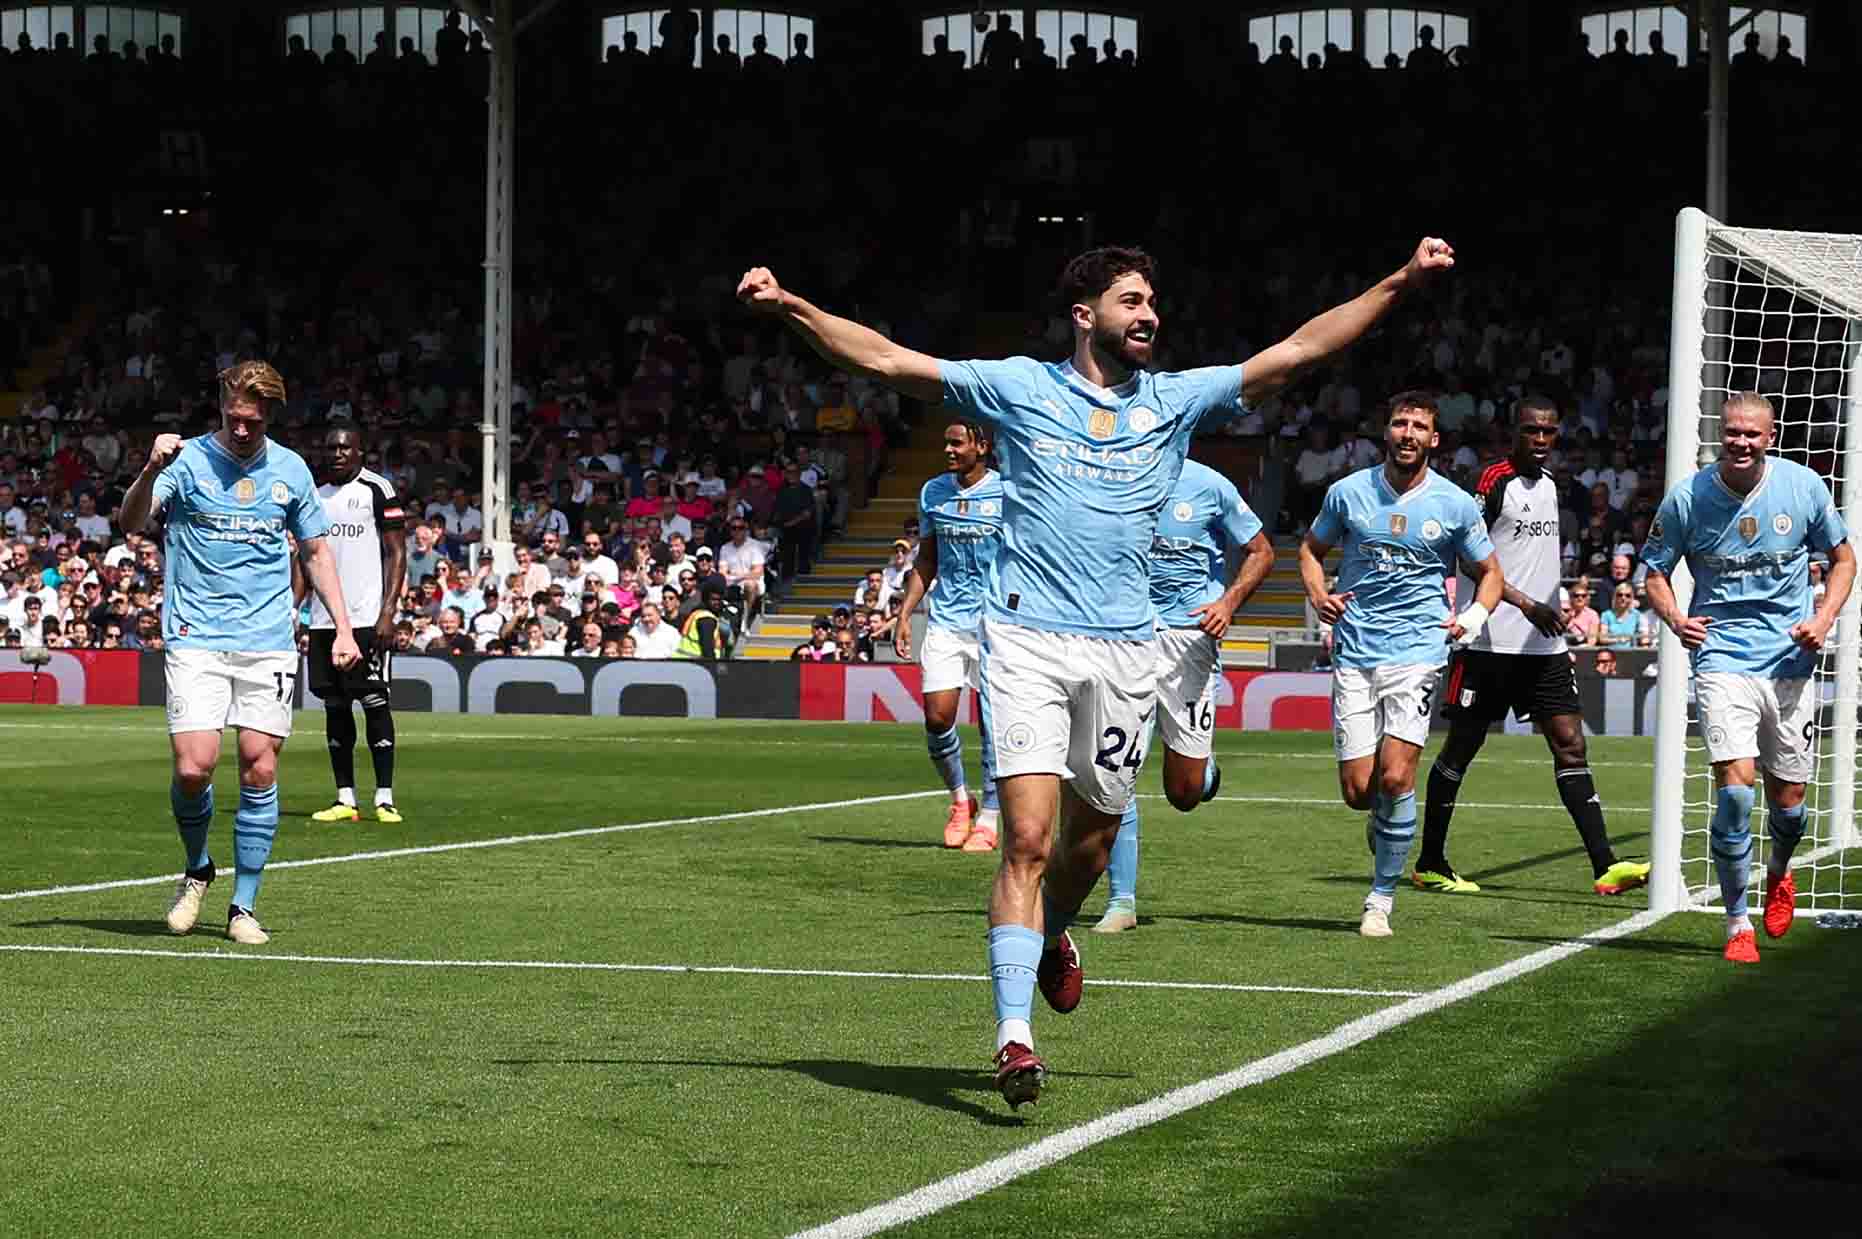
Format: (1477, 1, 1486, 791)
(1723, 391, 1774, 422)
(218, 360, 288, 409)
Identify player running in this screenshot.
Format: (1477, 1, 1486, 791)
(741, 236, 1453, 1108)
(302, 422, 408, 824)
(1299, 391, 1503, 938)
(118, 361, 360, 946)
(1093, 457, 1274, 933)
(1417, 397, 1650, 897)
(1640, 393, 1854, 964)
(892, 419, 1005, 852)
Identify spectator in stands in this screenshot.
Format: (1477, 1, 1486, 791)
(1597, 581, 1642, 647)
(1407, 24, 1447, 71)
(631, 602, 681, 658)
(792, 614, 834, 660)
(1646, 29, 1678, 72)
(1775, 33, 1801, 70)
(570, 620, 604, 658)
(832, 626, 867, 663)
(579, 532, 621, 585)
(1563, 578, 1602, 646)
(1593, 648, 1619, 678)
(1292, 426, 1339, 526)
(1732, 28, 1768, 72)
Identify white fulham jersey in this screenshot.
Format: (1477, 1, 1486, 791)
(309, 468, 406, 630)
(1459, 458, 1564, 655)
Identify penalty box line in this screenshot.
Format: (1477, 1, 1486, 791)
(790, 907, 1667, 1239)
(0, 944, 1424, 1000)
(0, 790, 951, 905)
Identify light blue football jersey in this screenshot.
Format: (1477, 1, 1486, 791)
(939, 357, 1244, 641)
(153, 434, 330, 652)
(1310, 466, 1494, 669)
(1149, 459, 1264, 629)
(1639, 457, 1847, 679)
(919, 467, 1004, 634)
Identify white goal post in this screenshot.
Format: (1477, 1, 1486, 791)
(1650, 207, 1862, 916)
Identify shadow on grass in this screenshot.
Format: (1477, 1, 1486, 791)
(1235, 925, 1862, 1239)
(808, 835, 947, 850)
(1493, 932, 1723, 958)
(11, 917, 189, 938)
(487, 1056, 1132, 1126)
(1148, 912, 1362, 934)
(1466, 829, 1651, 883)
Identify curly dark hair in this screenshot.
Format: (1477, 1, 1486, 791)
(1057, 246, 1157, 309)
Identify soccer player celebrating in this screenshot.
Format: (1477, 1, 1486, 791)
(304, 422, 408, 823)
(1093, 457, 1274, 933)
(891, 418, 1005, 852)
(1641, 393, 1854, 963)
(1417, 398, 1650, 896)
(1299, 392, 1502, 939)
(119, 362, 360, 945)
(742, 235, 1452, 1107)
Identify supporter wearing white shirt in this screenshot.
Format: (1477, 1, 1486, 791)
(630, 604, 683, 658)
(717, 522, 766, 608)
(578, 533, 621, 586)
(439, 495, 484, 542)
(0, 484, 25, 537)
(1294, 429, 1341, 491)
(1336, 428, 1380, 471)
(73, 494, 110, 543)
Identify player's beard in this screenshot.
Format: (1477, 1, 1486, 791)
(1091, 321, 1150, 376)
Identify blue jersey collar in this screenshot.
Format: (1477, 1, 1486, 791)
(201, 431, 271, 472)
(1375, 464, 1437, 505)
(1712, 457, 1771, 506)
(1055, 360, 1140, 405)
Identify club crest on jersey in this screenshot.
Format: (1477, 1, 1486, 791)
(1087, 410, 1116, 440)
(233, 478, 257, 505)
(1774, 513, 1793, 536)
(1421, 519, 1443, 541)
(1739, 515, 1759, 541)
(272, 481, 290, 505)
(1389, 514, 1407, 536)
(1174, 501, 1194, 521)
(1129, 407, 1158, 434)
(980, 501, 997, 516)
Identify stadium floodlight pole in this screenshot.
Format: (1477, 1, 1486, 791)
(1649, 206, 1712, 914)
(1705, 0, 1728, 220)
(461, 0, 516, 576)
(1830, 338, 1862, 853)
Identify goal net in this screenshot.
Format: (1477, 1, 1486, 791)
(1650, 208, 1862, 918)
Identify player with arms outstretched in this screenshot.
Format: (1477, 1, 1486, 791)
(892, 418, 1005, 851)
(303, 422, 408, 823)
(1299, 391, 1502, 938)
(741, 236, 1453, 1107)
(1418, 397, 1649, 896)
(118, 362, 360, 945)
(1640, 393, 1854, 963)
(1093, 458, 1275, 933)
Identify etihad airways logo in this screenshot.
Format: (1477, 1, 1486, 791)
(1030, 439, 1158, 482)
(193, 512, 285, 539)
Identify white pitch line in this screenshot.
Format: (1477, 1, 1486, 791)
(1141, 794, 1652, 813)
(0, 945, 1424, 999)
(790, 907, 1666, 1239)
(0, 789, 948, 903)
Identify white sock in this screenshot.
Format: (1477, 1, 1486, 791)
(995, 1018, 1032, 1053)
(951, 785, 969, 806)
(375, 787, 394, 806)
(976, 808, 999, 832)
(336, 787, 356, 807)
(1727, 915, 1752, 939)
(1364, 892, 1394, 915)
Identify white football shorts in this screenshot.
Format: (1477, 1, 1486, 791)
(165, 648, 299, 738)
(980, 617, 1157, 815)
(1154, 626, 1221, 761)
(919, 622, 981, 696)
(1331, 663, 1441, 761)
(1696, 672, 1816, 783)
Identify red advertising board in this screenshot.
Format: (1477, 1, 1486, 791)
(0, 649, 142, 706)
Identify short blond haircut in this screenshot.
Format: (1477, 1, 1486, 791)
(218, 360, 288, 409)
(1723, 391, 1774, 422)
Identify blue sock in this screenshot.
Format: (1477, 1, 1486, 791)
(232, 783, 280, 910)
(1765, 799, 1807, 877)
(981, 768, 999, 814)
(1711, 783, 1756, 919)
(987, 925, 1043, 1028)
(926, 725, 966, 795)
(1369, 789, 1417, 897)
(1040, 881, 1082, 946)
(171, 780, 214, 872)
(1201, 760, 1217, 798)
(1106, 797, 1139, 904)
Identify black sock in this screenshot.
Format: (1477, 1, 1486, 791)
(326, 701, 357, 792)
(1420, 762, 1464, 870)
(364, 705, 396, 794)
(1555, 766, 1616, 877)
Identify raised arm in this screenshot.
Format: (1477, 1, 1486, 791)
(118, 432, 183, 533)
(891, 532, 939, 661)
(737, 268, 945, 404)
(1240, 238, 1455, 406)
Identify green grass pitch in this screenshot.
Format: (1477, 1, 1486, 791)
(2, 705, 1857, 1237)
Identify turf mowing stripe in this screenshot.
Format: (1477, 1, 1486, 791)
(788, 907, 1666, 1239)
(0, 789, 948, 903)
(0, 945, 1426, 998)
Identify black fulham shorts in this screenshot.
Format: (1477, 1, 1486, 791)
(307, 628, 392, 703)
(1441, 649, 1579, 725)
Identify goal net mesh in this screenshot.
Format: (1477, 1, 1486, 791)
(1678, 220, 1862, 914)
